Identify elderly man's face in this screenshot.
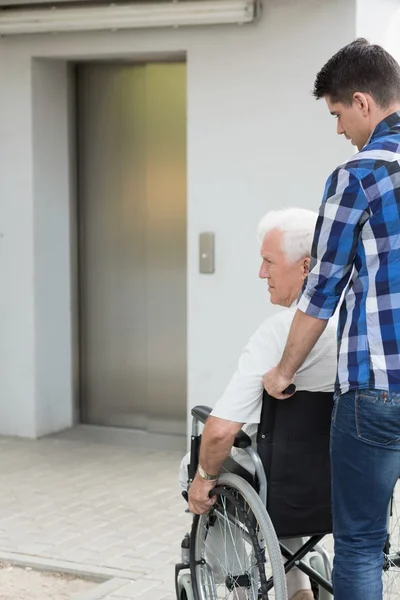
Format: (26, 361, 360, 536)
(259, 228, 310, 307)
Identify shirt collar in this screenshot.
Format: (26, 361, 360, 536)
(366, 110, 400, 146)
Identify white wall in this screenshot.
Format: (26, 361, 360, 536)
(32, 59, 75, 436)
(0, 0, 356, 438)
(0, 52, 36, 436)
(356, 0, 400, 61)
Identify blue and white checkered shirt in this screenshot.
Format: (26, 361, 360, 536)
(298, 111, 400, 394)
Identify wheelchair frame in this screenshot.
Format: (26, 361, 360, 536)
(175, 405, 335, 600)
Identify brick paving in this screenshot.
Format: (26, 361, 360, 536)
(0, 427, 191, 599)
(1, 427, 398, 599)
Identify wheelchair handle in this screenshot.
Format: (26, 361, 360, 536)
(282, 383, 296, 395)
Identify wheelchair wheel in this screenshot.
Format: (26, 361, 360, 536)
(383, 480, 400, 598)
(179, 573, 195, 600)
(189, 473, 287, 600)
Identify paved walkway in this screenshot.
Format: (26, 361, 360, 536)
(6, 426, 399, 599)
(0, 426, 191, 599)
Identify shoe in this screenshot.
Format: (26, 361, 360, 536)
(289, 591, 315, 600)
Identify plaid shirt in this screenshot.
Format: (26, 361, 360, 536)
(298, 111, 400, 394)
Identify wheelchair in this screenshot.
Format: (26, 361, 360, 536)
(175, 392, 400, 600)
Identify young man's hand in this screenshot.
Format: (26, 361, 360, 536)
(263, 366, 295, 400)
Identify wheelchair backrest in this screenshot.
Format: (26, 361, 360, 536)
(257, 389, 334, 538)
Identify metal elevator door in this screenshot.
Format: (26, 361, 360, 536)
(77, 62, 187, 436)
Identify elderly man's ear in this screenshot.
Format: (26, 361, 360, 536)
(303, 257, 311, 278)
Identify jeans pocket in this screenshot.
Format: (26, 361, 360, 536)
(355, 390, 400, 446)
(331, 392, 339, 424)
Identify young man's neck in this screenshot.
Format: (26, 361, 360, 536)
(366, 104, 400, 144)
(376, 103, 400, 124)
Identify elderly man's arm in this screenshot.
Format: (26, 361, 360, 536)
(188, 416, 243, 515)
(188, 314, 281, 514)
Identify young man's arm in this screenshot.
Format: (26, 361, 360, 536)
(263, 310, 328, 398)
(264, 169, 368, 399)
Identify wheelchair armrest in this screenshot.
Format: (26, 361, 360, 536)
(191, 405, 252, 449)
(191, 405, 212, 424)
(232, 430, 252, 449)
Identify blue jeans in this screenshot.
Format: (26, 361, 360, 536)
(331, 389, 400, 600)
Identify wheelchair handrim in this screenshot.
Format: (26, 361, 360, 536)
(190, 485, 270, 600)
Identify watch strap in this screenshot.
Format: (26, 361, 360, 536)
(198, 465, 218, 481)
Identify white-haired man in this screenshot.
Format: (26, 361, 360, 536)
(179, 207, 338, 600)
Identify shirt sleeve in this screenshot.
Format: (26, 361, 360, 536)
(211, 318, 284, 424)
(298, 168, 369, 320)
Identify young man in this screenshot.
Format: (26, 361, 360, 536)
(264, 39, 400, 600)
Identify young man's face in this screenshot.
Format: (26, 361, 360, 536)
(326, 95, 372, 151)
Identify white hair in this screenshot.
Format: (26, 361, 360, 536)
(257, 208, 318, 263)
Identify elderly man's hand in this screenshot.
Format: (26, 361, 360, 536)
(263, 366, 295, 400)
(188, 473, 217, 514)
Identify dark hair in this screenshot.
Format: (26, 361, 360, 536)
(313, 38, 400, 107)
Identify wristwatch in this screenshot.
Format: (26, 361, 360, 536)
(198, 465, 218, 481)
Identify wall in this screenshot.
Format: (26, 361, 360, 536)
(31, 59, 75, 436)
(356, 0, 400, 60)
(0, 53, 36, 436)
(0, 0, 356, 437)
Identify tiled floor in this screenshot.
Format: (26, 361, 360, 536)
(0, 426, 398, 599)
(0, 426, 191, 599)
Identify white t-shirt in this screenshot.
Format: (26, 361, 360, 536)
(211, 306, 338, 443)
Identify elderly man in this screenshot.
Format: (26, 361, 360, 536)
(180, 207, 338, 600)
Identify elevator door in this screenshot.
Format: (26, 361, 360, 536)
(77, 62, 187, 435)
